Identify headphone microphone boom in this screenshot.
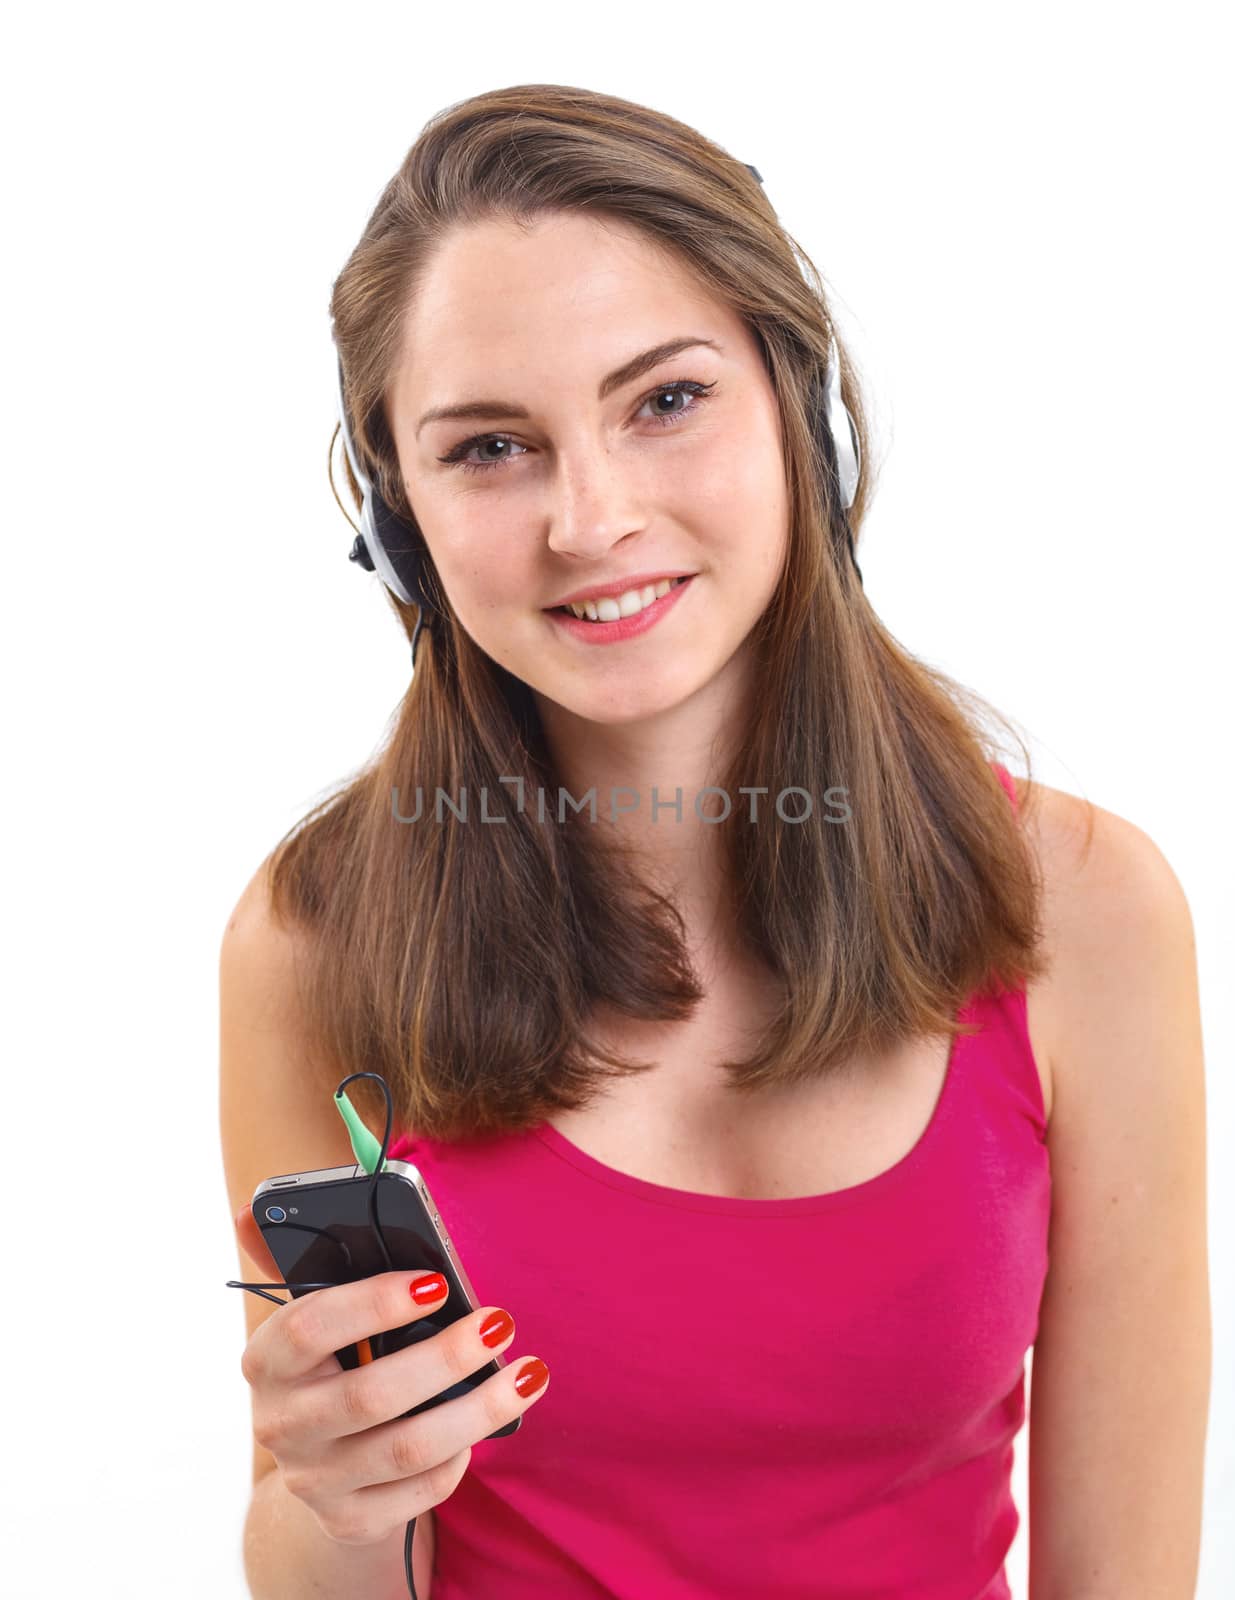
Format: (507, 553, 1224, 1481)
(332, 160, 863, 668)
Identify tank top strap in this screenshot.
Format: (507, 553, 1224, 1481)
(962, 982, 1049, 1142)
(991, 759, 1019, 815)
(968, 758, 1048, 1135)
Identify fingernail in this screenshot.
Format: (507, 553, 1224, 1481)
(514, 1357, 550, 1399)
(410, 1272, 449, 1305)
(479, 1309, 515, 1348)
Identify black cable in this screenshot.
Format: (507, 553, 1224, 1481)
(226, 1071, 424, 1598)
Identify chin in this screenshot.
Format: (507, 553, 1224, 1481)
(540, 667, 720, 728)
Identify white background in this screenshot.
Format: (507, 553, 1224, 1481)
(2, 2, 1230, 1594)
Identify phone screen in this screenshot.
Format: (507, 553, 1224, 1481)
(254, 1162, 519, 1437)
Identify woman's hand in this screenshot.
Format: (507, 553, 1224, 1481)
(234, 1203, 550, 1548)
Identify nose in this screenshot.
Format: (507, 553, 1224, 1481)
(545, 432, 648, 562)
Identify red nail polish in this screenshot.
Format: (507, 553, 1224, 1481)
(514, 1357, 550, 1399)
(410, 1272, 448, 1304)
(479, 1309, 515, 1348)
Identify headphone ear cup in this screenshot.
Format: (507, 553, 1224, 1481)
(821, 339, 861, 513)
(835, 403, 861, 510)
(369, 488, 441, 620)
(808, 369, 864, 587)
(807, 370, 856, 509)
(334, 350, 440, 622)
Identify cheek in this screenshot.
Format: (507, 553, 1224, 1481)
(669, 428, 788, 575)
(732, 423, 790, 579)
(426, 511, 531, 612)
(440, 562, 522, 638)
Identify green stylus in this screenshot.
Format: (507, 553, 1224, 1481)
(333, 1089, 388, 1175)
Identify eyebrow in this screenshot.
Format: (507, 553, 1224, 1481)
(415, 336, 723, 439)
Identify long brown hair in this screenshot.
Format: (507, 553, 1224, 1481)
(265, 83, 1049, 1141)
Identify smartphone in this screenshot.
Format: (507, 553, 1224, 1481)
(252, 1158, 521, 1440)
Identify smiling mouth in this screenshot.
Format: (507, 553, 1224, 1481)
(551, 575, 691, 622)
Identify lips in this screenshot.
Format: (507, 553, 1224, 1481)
(544, 571, 697, 610)
(553, 575, 689, 620)
(545, 572, 694, 643)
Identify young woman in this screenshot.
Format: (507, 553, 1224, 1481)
(221, 84, 1210, 1600)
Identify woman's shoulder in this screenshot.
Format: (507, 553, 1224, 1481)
(219, 854, 306, 1004)
(1016, 777, 1195, 1126)
(220, 843, 330, 970)
(1020, 777, 1188, 941)
(220, 853, 276, 950)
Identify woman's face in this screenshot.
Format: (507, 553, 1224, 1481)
(387, 211, 790, 726)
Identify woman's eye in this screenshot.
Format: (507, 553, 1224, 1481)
(456, 437, 527, 472)
(639, 381, 712, 425)
(438, 378, 718, 476)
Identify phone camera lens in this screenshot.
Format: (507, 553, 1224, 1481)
(264, 1205, 288, 1224)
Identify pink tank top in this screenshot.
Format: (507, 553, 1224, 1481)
(387, 763, 1050, 1599)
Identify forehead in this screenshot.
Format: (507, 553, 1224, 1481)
(393, 212, 743, 398)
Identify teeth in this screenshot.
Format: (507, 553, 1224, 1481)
(566, 577, 684, 622)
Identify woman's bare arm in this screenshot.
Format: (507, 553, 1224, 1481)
(221, 861, 437, 1598)
(1027, 795, 1210, 1598)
